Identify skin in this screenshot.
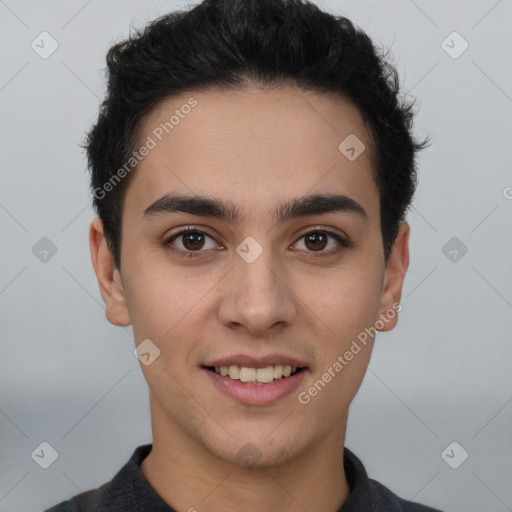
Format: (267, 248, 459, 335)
(90, 85, 409, 512)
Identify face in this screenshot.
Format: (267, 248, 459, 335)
(91, 85, 409, 468)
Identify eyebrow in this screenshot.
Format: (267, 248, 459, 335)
(142, 193, 368, 224)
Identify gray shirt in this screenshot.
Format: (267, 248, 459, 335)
(43, 444, 443, 511)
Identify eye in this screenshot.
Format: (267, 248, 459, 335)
(163, 228, 220, 258)
(292, 228, 350, 257)
(163, 226, 351, 259)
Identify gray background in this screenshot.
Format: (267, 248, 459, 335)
(1, 1, 511, 511)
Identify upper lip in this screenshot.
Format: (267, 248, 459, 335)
(203, 354, 308, 369)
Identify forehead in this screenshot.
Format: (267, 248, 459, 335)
(125, 86, 379, 224)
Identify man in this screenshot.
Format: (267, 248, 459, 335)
(45, 0, 440, 510)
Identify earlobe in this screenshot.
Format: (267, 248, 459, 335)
(377, 222, 410, 332)
(89, 218, 131, 327)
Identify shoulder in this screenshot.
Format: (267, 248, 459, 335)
(42, 484, 108, 511)
(41, 444, 154, 512)
(42, 479, 126, 512)
(342, 448, 444, 512)
(366, 478, 443, 511)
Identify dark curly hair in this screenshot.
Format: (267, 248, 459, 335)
(86, 0, 430, 269)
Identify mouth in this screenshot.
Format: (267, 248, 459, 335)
(201, 358, 309, 405)
(203, 364, 306, 385)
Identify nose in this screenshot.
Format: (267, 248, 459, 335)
(217, 249, 298, 336)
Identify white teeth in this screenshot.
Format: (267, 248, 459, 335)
(239, 367, 256, 383)
(272, 365, 283, 378)
(213, 364, 300, 384)
(256, 366, 274, 383)
(228, 365, 240, 380)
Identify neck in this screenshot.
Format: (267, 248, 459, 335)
(141, 397, 350, 512)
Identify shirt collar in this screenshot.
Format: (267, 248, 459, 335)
(112, 443, 407, 511)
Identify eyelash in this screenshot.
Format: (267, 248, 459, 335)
(162, 226, 351, 259)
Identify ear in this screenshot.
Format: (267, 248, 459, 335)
(377, 221, 410, 332)
(89, 218, 131, 326)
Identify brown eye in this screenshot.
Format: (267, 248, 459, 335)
(304, 232, 328, 251)
(181, 231, 206, 250)
(293, 229, 350, 257)
(164, 228, 219, 258)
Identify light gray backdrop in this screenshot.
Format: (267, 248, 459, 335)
(1, 1, 511, 511)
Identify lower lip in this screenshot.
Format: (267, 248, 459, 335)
(203, 367, 308, 405)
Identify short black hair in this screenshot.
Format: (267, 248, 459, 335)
(86, 0, 430, 269)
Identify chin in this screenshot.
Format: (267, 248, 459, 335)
(203, 430, 307, 469)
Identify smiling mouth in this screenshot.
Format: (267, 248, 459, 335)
(203, 365, 305, 385)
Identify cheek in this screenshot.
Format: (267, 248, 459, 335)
(120, 257, 173, 341)
(122, 257, 220, 345)
(301, 288, 378, 415)
(300, 265, 383, 340)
